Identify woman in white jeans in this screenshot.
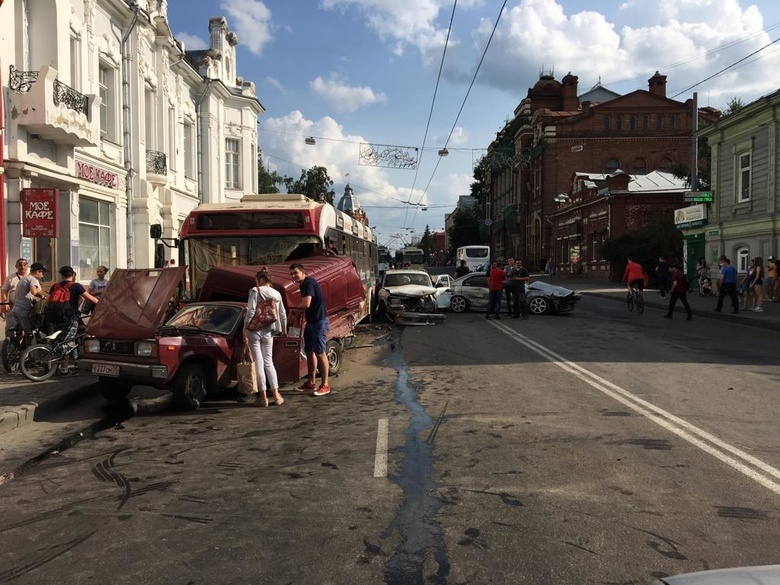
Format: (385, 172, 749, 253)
(244, 268, 287, 406)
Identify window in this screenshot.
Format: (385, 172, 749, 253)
(145, 89, 155, 149)
(668, 115, 676, 130)
(616, 116, 623, 130)
(631, 158, 647, 174)
(738, 152, 751, 202)
(70, 35, 81, 92)
(183, 121, 194, 178)
(225, 138, 241, 189)
(603, 116, 611, 130)
(98, 64, 116, 141)
(630, 115, 636, 130)
(79, 198, 114, 283)
(168, 108, 176, 170)
(657, 115, 663, 129)
(737, 247, 750, 273)
(643, 115, 649, 130)
(606, 158, 620, 173)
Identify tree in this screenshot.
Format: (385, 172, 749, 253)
(282, 165, 336, 204)
(418, 225, 433, 258)
(723, 97, 745, 116)
(447, 207, 482, 257)
(601, 213, 683, 282)
(257, 151, 283, 193)
(470, 156, 491, 218)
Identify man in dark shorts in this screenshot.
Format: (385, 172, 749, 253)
(290, 262, 331, 396)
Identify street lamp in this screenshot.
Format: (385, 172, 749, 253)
(438, 148, 449, 157)
(305, 137, 316, 145)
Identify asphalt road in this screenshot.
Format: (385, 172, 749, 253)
(1, 299, 779, 584)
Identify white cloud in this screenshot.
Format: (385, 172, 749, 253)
(310, 75, 388, 113)
(265, 76, 286, 93)
(175, 32, 208, 51)
(220, 0, 273, 56)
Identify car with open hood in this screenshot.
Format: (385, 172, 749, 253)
(79, 255, 366, 409)
(376, 269, 448, 325)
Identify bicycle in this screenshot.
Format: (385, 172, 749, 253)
(1, 301, 46, 373)
(626, 285, 645, 315)
(20, 326, 84, 382)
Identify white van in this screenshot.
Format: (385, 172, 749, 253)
(456, 245, 490, 272)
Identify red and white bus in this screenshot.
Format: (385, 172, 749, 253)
(177, 193, 378, 322)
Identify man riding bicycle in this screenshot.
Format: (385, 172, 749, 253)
(623, 256, 645, 294)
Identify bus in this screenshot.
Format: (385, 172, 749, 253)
(395, 246, 425, 268)
(177, 194, 378, 322)
(456, 245, 490, 271)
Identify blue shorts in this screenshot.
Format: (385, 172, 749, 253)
(304, 320, 330, 354)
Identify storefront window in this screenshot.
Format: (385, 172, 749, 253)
(79, 198, 113, 282)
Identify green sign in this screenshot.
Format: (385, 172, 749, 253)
(684, 191, 713, 203)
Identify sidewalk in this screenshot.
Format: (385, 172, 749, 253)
(559, 275, 780, 331)
(0, 370, 97, 437)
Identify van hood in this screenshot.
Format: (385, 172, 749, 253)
(86, 267, 186, 339)
(385, 284, 437, 297)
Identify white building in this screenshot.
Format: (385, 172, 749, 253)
(0, 0, 264, 285)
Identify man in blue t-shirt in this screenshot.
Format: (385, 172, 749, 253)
(290, 262, 331, 396)
(715, 256, 739, 314)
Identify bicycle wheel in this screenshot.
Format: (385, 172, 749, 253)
(1, 337, 22, 373)
(626, 292, 634, 312)
(636, 292, 645, 315)
(20, 345, 59, 382)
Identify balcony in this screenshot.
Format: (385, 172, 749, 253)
(7, 65, 100, 147)
(146, 150, 168, 186)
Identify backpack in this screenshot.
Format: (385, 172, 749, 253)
(44, 281, 76, 328)
(246, 290, 278, 331)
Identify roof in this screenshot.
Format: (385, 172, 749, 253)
(578, 81, 621, 105)
(573, 170, 688, 194)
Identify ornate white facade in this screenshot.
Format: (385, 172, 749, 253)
(0, 0, 264, 284)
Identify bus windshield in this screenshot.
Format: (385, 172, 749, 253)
(186, 235, 321, 295)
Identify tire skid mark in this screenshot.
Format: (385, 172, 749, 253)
(90, 450, 132, 510)
(0, 529, 96, 583)
(161, 513, 213, 525)
(0, 496, 103, 533)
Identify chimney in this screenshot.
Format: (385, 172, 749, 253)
(562, 72, 579, 110)
(648, 71, 667, 97)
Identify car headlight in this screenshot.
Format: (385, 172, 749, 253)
(85, 339, 100, 354)
(135, 342, 156, 357)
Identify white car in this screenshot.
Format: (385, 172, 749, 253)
(376, 269, 449, 325)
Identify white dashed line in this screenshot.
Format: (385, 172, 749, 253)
(374, 418, 389, 478)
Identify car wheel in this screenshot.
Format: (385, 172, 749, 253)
(325, 339, 343, 375)
(99, 377, 133, 401)
(528, 297, 549, 315)
(172, 363, 208, 410)
(450, 295, 469, 313)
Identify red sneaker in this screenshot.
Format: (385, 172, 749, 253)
(297, 381, 316, 391)
(312, 385, 330, 396)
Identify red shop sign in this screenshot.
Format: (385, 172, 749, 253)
(21, 188, 59, 238)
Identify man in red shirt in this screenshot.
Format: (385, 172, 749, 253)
(622, 256, 645, 294)
(486, 261, 505, 320)
(664, 264, 693, 321)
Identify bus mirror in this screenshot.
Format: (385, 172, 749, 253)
(150, 224, 162, 239)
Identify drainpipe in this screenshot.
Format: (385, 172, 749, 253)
(0, 67, 6, 283)
(196, 79, 211, 203)
(122, 4, 140, 267)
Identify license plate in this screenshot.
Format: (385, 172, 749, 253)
(92, 363, 120, 377)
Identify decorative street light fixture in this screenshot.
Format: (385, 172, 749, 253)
(305, 137, 316, 145)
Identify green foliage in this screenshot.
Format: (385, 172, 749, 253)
(418, 225, 433, 257)
(282, 165, 335, 204)
(601, 214, 683, 281)
(257, 151, 283, 193)
(470, 156, 491, 217)
(447, 207, 484, 257)
(723, 97, 745, 116)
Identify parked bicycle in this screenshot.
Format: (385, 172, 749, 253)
(626, 285, 645, 314)
(20, 319, 86, 382)
(1, 300, 46, 373)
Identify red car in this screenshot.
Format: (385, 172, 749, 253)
(79, 255, 366, 409)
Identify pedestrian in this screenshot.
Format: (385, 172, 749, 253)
(765, 255, 776, 302)
(1, 258, 30, 330)
(6, 262, 46, 337)
(538, 257, 547, 274)
(546, 258, 556, 278)
(169, 258, 176, 267)
(714, 257, 739, 314)
(663, 265, 692, 321)
(45, 266, 100, 373)
(510, 259, 530, 319)
(748, 256, 764, 312)
(242, 267, 287, 406)
(623, 256, 645, 296)
(503, 258, 516, 314)
(486, 261, 504, 320)
(82, 265, 109, 315)
(655, 256, 670, 297)
(289, 262, 331, 396)
(454, 259, 470, 279)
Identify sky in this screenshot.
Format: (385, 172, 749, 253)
(168, 0, 780, 251)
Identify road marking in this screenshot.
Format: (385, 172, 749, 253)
(492, 320, 780, 495)
(374, 418, 389, 478)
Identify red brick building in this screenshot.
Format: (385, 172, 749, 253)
(549, 170, 687, 280)
(486, 71, 718, 269)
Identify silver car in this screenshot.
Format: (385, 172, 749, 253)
(441, 273, 581, 315)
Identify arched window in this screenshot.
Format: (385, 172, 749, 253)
(604, 116, 611, 130)
(606, 158, 620, 173)
(736, 247, 750, 273)
(631, 158, 647, 174)
(630, 115, 636, 130)
(657, 157, 673, 170)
